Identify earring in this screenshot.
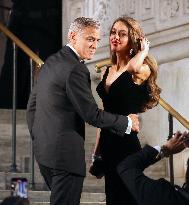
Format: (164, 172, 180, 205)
(130, 48, 133, 56)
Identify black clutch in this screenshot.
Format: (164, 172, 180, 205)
(89, 157, 105, 178)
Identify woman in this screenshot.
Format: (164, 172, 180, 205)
(90, 16, 161, 205)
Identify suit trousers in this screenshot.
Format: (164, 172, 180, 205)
(38, 163, 84, 205)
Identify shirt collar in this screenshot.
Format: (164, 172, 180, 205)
(66, 44, 84, 62)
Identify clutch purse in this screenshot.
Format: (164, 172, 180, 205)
(89, 155, 105, 178)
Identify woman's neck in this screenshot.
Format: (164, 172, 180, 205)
(115, 52, 130, 71)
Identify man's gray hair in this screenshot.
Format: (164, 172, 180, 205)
(68, 17, 100, 35)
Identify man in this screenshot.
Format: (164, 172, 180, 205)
(117, 131, 189, 205)
(26, 17, 139, 205)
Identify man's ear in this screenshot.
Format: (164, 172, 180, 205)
(68, 31, 77, 44)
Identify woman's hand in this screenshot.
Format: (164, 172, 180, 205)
(127, 38, 150, 74)
(140, 37, 150, 56)
(89, 163, 104, 179)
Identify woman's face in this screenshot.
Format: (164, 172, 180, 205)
(109, 21, 130, 53)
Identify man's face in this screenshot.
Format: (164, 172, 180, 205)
(70, 27, 100, 60)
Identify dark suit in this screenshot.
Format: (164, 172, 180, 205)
(27, 45, 129, 204)
(117, 145, 189, 205)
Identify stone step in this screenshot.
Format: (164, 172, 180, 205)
(0, 111, 96, 173)
(0, 109, 96, 139)
(0, 190, 106, 203)
(0, 177, 185, 205)
(0, 109, 27, 124)
(0, 171, 105, 192)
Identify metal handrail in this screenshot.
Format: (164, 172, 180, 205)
(95, 59, 189, 130)
(0, 21, 43, 187)
(0, 21, 44, 67)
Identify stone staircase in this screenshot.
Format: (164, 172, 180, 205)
(0, 189, 106, 205)
(0, 109, 184, 204)
(0, 109, 105, 204)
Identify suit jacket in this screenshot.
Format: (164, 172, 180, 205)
(27, 46, 129, 176)
(117, 145, 188, 205)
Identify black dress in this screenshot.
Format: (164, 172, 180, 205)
(96, 67, 149, 205)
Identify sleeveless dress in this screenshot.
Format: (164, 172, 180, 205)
(96, 67, 149, 205)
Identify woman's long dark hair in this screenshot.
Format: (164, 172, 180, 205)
(110, 16, 161, 111)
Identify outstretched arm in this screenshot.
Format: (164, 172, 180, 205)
(117, 131, 188, 205)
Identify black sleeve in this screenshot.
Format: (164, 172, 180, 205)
(117, 145, 177, 205)
(26, 84, 37, 140)
(118, 145, 160, 172)
(66, 64, 128, 137)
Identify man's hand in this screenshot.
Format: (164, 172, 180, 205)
(164, 131, 186, 155)
(128, 114, 139, 132)
(182, 131, 189, 148)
